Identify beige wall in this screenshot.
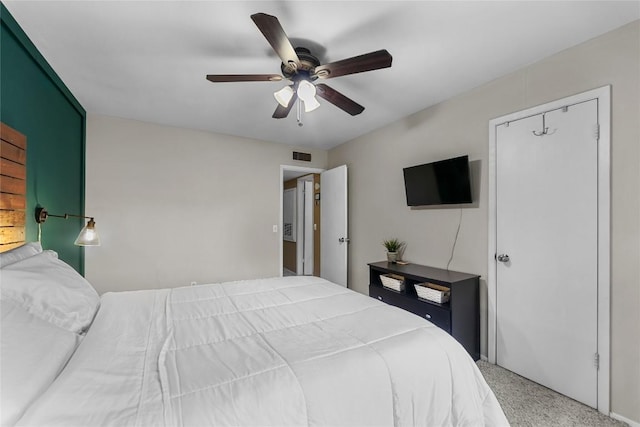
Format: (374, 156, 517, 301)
(328, 21, 639, 423)
(85, 115, 327, 293)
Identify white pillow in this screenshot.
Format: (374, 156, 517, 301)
(0, 299, 81, 426)
(0, 242, 42, 268)
(0, 250, 100, 334)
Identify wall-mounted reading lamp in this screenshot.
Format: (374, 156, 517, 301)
(35, 207, 101, 246)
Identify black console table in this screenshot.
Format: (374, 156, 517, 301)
(368, 261, 480, 360)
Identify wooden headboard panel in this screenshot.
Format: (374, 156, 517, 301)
(0, 122, 27, 252)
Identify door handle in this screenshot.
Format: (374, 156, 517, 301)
(497, 254, 510, 263)
(338, 237, 350, 243)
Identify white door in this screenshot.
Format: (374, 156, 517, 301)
(496, 99, 598, 407)
(321, 165, 348, 287)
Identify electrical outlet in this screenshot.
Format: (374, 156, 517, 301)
(273, 225, 278, 233)
(190, 281, 197, 286)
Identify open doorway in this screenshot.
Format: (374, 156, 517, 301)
(279, 164, 349, 286)
(280, 166, 323, 277)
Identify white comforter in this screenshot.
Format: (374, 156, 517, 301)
(18, 276, 507, 426)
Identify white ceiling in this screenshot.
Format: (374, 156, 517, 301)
(4, 1, 639, 150)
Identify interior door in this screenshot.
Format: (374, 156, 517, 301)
(496, 99, 599, 407)
(321, 165, 348, 287)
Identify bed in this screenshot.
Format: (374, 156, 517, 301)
(1, 243, 508, 426)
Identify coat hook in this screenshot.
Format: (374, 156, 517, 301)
(532, 113, 556, 136)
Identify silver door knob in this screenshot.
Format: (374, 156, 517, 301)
(338, 237, 350, 243)
(497, 254, 510, 263)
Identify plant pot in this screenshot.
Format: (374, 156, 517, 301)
(387, 252, 398, 263)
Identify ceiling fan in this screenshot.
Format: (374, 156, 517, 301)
(206, 13, 393, 122)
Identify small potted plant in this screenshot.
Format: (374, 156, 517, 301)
(382, 238, 405, 263)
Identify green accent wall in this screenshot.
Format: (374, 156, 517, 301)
(1, 3, 86, 273)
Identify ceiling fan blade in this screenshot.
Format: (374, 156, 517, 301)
(251, 13, 300, 72)
(273, 93, 298, 119)
(314, 49, 392, 79)
(315, 84, 364, 116)
(206, 74, 283, 83)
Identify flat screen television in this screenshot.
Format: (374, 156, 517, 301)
(403, 155, 472, 206)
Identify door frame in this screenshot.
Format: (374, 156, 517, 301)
(487, 85, 610, 414)
(279, 165, 324, 277)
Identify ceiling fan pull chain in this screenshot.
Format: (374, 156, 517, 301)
(297, 99, 303, 127)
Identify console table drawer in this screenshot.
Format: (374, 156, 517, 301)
(369, 285, 451, 332)
(369, 285, 403, 305)
(402, 299, 451, 333)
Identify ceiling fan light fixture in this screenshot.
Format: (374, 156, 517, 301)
(274, 86, 294, 107)
(303, 96, 321, 113)
(296, 80, 316, 103)
(206, 13, 392, 121)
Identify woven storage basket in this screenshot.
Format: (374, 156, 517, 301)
(380, 273, 405, 292)
(414, 282, 450, 303)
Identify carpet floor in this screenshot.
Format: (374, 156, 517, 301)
(476, 361, 627, 427)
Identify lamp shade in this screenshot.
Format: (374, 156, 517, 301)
(303, 97, 321, 112)
(274, 86, 294, 107)
(296, 80, 316, 102)
(74, 219, 100, 246)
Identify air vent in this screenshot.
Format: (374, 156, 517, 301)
(293, 151, 311, 162)
(283, 223, 293, 240)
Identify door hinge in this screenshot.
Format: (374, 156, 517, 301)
(594, 353, 600, 370)
(594, 124, 600, 141)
